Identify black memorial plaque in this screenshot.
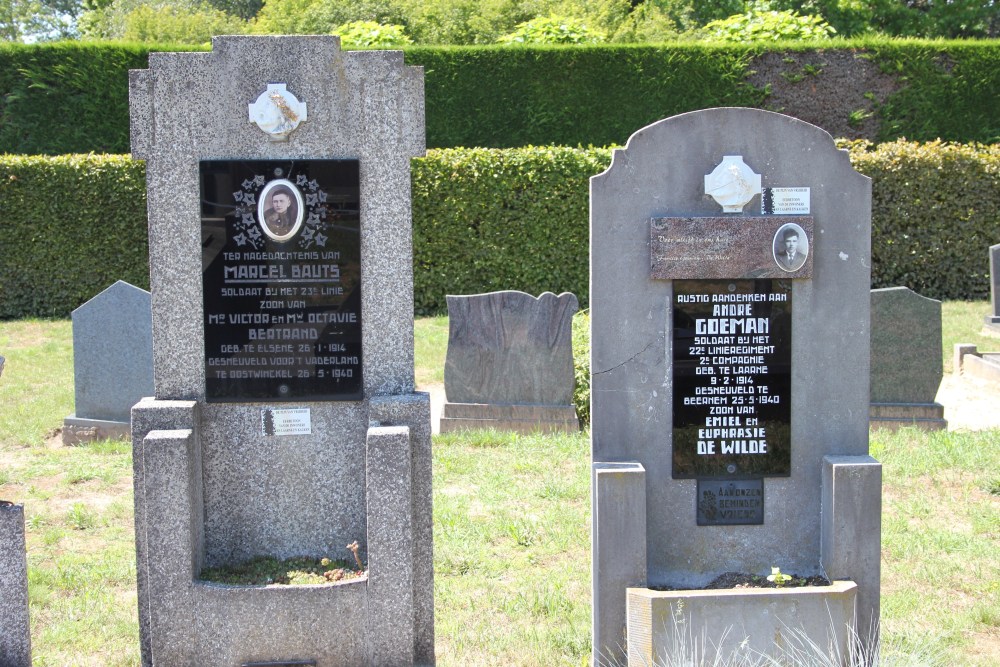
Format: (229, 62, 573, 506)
(201, 160, 362, 402)
(696, 478, 765, 526)
(672, 279, 792, 478)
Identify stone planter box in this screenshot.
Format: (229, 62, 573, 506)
(627, 580, 857, 665)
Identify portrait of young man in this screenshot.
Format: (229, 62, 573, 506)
(258, 180, 303, 241)
(773, 223, 808, 272)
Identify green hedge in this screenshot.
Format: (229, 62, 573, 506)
(412, 147, 609, 315)
(848, 140, 1000, 300)
(1, 40, 998, 155)
(0, 42, 184, 155)
(0, 155, 149, 319)
(1, 142, 997, 319)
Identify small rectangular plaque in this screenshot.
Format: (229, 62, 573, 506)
(762, 187, 810, 215)
(697, 478, 764, 526)
(651, 217, 812, 280)
(262, 407, 311, 436)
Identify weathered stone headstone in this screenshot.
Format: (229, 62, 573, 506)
(0, 501, 31, 667)
(870, 287, 946, 430)
(129, 36, 431, 665)
(441, 290, 579, 433)
(63, 280, 154, 445)
(985, 243, 1000, 335)
(590, 109, 881, 665)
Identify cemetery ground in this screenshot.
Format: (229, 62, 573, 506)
(0, 308, 996, 666)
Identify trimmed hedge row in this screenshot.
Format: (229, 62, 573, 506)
(1, 142, 997, 319)
(1, 40, 999, 155)
(0, 155, 149, 319)
(849, 140, 1000, 301)
(412, 147, 609, 315)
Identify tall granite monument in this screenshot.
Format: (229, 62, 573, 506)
(129, 36, 432, 665)
(590, 109, 881, 664)
(1, 360, 32, 667)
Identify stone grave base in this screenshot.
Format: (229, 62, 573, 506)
(626, 581, 858, 666)
(132, 394, 433, 666)
(983, 316, 1000, 338)
(869, 402, 947, 431)
(955, 344, 1000, 385)
(439, 402, 579, 434)
(63, 415, 131, 445)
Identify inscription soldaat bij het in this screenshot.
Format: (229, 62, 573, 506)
(200, 159, 363, 402)
(672, 279, 792, 478)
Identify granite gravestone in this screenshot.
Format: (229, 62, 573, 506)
(869, 287, 946, 430)
(986, 243, 1000, 335)
(441, 290, 579, 433)
(129, 36, 431, 666)
(63, 281, 154, 445)
(1, 360, 32, 667)
(590, 109, 881, 665)
(0, 501, 31, 667)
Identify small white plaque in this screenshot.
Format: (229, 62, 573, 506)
(262, 407, 311, 436)
(762, 187, 810, 215)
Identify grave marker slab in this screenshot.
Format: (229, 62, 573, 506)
(869, 286, 946, 430)
(63, 280, 153, 444)
(441, 290, 579, 433)
(986, 243, 1000, 334)
(129, 36, 431, 666)
(590, 108, 880, 665)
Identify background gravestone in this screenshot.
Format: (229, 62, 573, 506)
(129, 36, 431, 666)
(441, 290, 579, 433)
(986, 243, 1000, 335)
(63, 280, 153, 445)
(590, 108, 880, 664)
(870, 286, 946, 430)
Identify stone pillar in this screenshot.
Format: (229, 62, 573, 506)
(822, 455, 882, 647)
(0, 501, 31, 667)
(592, 463, 646, 667)
(366, 425, 414, 666)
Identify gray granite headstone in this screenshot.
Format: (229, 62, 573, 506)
(129, 36, 431, 666)
(0, 502, 31, 667)
(869, 287, 946, 430)
(590, 109, 880, 663)
(441, 291, 579, 432)
(63, 281, 153, 444)
(986, 243, 1000, 332)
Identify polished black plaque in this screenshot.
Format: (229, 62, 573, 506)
(673, 279, 791, 478)
(696, 479, 764, 526)
(201, 160, 362, 402)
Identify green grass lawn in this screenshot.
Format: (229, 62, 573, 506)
(0, 303, 998, 665)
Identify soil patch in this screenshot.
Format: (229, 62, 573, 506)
(652, 571, 832, 591)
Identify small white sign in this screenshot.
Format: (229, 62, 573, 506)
(261, 407, 311, 436)
(762, 187, 810, 215)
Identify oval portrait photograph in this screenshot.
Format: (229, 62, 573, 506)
(258, 179, 304, 242)
(772, 223, 809, 272)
